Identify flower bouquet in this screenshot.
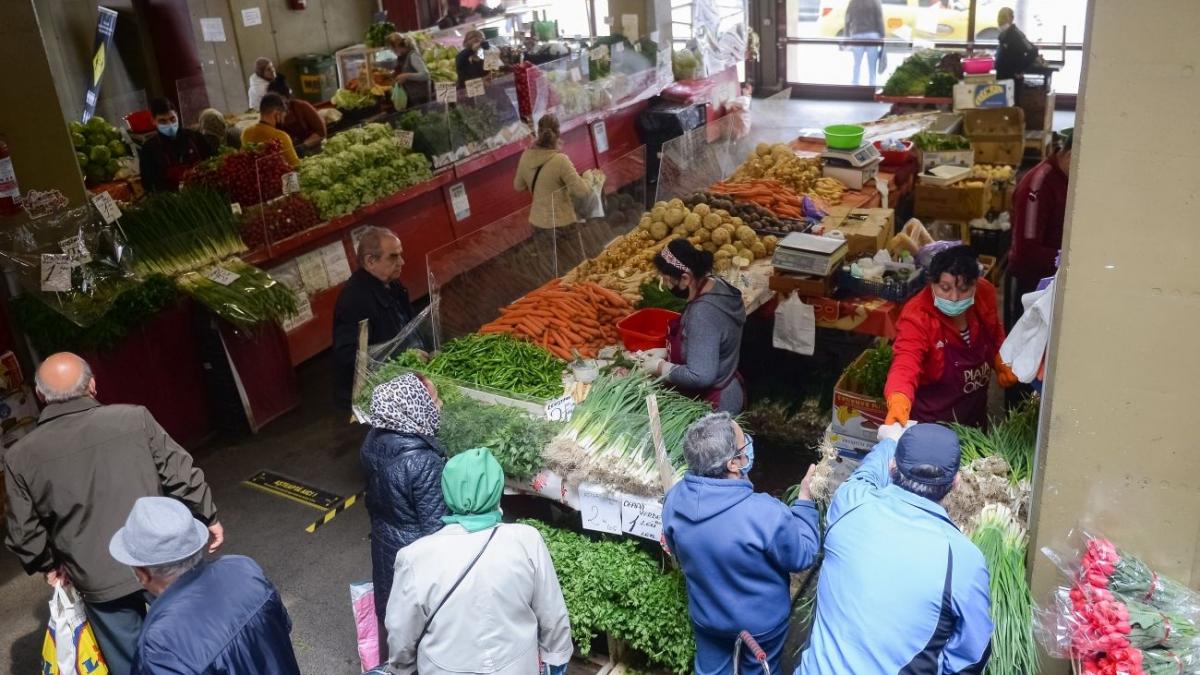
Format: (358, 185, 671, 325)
(1081, 537, 1199, 613)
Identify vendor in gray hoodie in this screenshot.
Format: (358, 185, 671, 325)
(640, 239, 748, 413)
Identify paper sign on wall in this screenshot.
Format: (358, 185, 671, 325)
(620, 493, 663, 541)
(448, 182, 470, 221)
(200, 17, 226, 43)
(591, 121, 609, 154)
(296, 251, 330, 291)
(435, 82, 457, 103)
(319, 242, 352, 285)
(241, 7, 262, 27)
(579, 483, 622, 535)
(40, 254, 72, 292)
(465, 78, 485, 98)
(281, 290, 314, 332)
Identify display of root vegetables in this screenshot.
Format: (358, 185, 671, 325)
(682, 192, 803, 234)
(238, 194, 322, 250)
(479, 278, 632, 360)
(183, 141, 292, 208)
(708, 179, 805, 219)
(730, 143, 845, 204)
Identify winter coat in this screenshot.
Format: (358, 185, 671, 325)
(513, 146, 591, 229)
(360, 428, 447, 619)
(332, 267, 417, 406)
(665, 278, 747, 413)
(845, 0, 885, 37)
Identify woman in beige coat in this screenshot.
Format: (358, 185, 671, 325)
(513, 115, 593, 229)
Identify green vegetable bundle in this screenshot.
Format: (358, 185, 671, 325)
(120, 188, 246, 276)
(423, 333, 565, 400)
(438, 387, 557, 479)
(12, 275, 178, 353)
(843, 340, 893, 399)
(299, 123, 432, 219)
(71, 117, 130, 184)
(912, 131, 972, 152)
(881, 49, 946, 96)
(953, 395, 1038, 483)
(524, 520, 694, 673)
(636, 279, 686, 312)
(969, 504, 1037, 675)
(176, 258, 297, 330)
(331, 88, 377, 111)
(364, 21, 395, 48)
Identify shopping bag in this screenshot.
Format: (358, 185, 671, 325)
(772, 292, 816, 356)
(391, 83, 409, 111)
(350, 581, 381, 671)
(42, 585, 108, 675)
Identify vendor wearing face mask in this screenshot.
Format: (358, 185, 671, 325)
(640, 239, 747, 413)
(138, 97, 213, 192)
(884, 245, 1017, 428)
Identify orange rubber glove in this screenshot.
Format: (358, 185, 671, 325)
(994, 356, 1019, 389)
(884, 392, 912, 426)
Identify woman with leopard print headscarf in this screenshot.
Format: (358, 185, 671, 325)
(360, 372, 448, 649)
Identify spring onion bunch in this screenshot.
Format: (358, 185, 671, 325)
(176, 258, 297, 330)
(953, 395, 1039, 484)
(969, 504, 1037, 675)
(120, 188, 246, 276)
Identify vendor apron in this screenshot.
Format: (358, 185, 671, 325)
(666, 313, 743, 411)
(912, 324, 992, 427)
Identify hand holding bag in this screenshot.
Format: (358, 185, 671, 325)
(42, 584, 108, 675)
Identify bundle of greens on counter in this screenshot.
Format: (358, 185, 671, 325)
(842, 340, 893, 399)
(299, 123, 432, 219)
(176, 258, 297, 330)
(12, 275, 178, 354)
(423, 333, 565, 400)
(364, 20, 396, 48)
(525, 520, 694, 673)
(636, 279, 686, 312)
(331, 88, 377, 111)
(912, 131, 972, 151)
(953, 395, 1039, 484)
(881, 49, 948, 96)
(120, 188, 246, 276)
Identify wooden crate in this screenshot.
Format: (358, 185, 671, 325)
(915, 183, 990, 222)
(963, 108, 1026, 166)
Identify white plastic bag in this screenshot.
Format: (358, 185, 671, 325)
(43, 584, 108, 675)
(773, 292, 816, 356)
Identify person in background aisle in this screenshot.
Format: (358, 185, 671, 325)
(845, 0, 885, 87)
(884, 245, 1015, 428)
(139, 97, 213, 192)
(641, 239, 747, 413)
(799, 422, 992, 674)
(663, 414, 820, 675)
(514, 115, 593, 230)
(241, 93, 301, 168)
(109, 497, 300, 675)
(248, 57, 276, 110)
(455, 29, 489, 86)
(1006, 129, 1072, 328)
(994, 7, 1040, 81)
(361, 373, 448, 652)
(386, 32, 432, 108)
(197, 108, 231, 155)
(384, 448, 573, 675)
(332, 227, 418, 408)
(266, 78, 327, 156)
(3, 352, 221, 675)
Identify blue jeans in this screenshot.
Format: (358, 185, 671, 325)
(850, 32, 882, 86)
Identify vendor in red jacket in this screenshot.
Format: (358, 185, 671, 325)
(884, 246, 1017, 428)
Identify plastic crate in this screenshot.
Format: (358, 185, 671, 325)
(836, 267, 926, 303)
(969, 227, 1011, 258)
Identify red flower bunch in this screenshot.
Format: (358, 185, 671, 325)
(1069, 584, 1133, 656)
(1080, 647, 1144, 675)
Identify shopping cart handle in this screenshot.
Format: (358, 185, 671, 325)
(738, 630, 768, 662)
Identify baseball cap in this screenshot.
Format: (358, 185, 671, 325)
(894, 423, 961, 487)
(109, 496, 209, 567)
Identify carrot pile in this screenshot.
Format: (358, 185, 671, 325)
(480, 278, 632, 360)
(709, 179, 805, 219)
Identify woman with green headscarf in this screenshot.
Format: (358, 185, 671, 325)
(383, 448, 573, 675)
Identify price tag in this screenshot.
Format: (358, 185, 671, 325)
(435, 82, 457, 103)
(393, 129, 414, 149)
(448, 182, 470, 221)
(590, 45, 608, 60)
(465, 77, 485, 98)
(281, 288, 314, 332)
(59, 234, 92, 264)
(91, 191, 122, 224)
(40, 254, 72, 292)
(483, 50, 502, 71)
(543, 394, 576, 422)
(578, 482, 622, 535)
(569, 67, 582, 82)
(231, 202, 242, 216)
(591, 121, 609, 155)
(281, 171, 300, 195)
(203, 266, 241, 286)
(620, 493, 664, 541)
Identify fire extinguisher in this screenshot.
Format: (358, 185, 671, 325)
(0, 140, 21, 216)
(286, 0, 307, 8)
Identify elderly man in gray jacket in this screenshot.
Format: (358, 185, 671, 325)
(3, 352, 222, 675)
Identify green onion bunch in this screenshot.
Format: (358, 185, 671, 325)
(120, 188, 246, 276)
(176, 258, 297, 331)
(953, 395, 1039, 484)
(969, 504, 1037, 675)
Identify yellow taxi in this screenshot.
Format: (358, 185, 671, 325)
(816, 0, 1002, 41)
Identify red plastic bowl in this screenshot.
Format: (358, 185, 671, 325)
(874, 139, 913, 168)
(617, 308, 680, 352)
(124, 110, 154, 134)
(963, 56, 994, 75)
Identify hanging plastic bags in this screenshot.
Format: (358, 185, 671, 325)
(773, 292, 816, 356)
(350, 580, 381, 671)
(42, 584, 108, 675)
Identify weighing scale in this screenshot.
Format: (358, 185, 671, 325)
(821, 142, 883, 190)
(772, 232, 849, 277)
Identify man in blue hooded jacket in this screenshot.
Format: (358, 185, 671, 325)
(799, 422, 992, 674)
(663, 412, 820, 674)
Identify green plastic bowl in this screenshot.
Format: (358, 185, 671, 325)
(824, 124, 866, 150)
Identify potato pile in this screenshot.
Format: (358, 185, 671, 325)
(730, 143, 845, 204)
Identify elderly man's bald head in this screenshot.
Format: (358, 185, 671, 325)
(35, 352, 95, 403)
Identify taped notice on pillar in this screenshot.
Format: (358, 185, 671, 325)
(449, 182, 470, 221)
(436, 82, 457, 103)
(579, 482, 622, 534)
(620, 493, 664, 541)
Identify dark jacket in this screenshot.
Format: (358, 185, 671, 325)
(996, 23, 1039, 80)
(456, 44, 488, 86)
(133, 556, 301, 675)
(139, 128, 213, 192)
(1009, 156, 1067, 284)
(845, 0, 885, 37)
(360, 428, 447, 618)
(3, 398, 217, 602)
(332, 268, 416, 406)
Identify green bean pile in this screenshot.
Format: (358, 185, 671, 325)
(425, 333, 565, 399)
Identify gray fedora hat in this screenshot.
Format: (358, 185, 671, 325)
(109, 496, 209, 567)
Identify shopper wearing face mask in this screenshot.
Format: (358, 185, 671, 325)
(138, 97, 213, 192)
(662, 413, 820, 675)
(884, 245, 1016, 428)
(640, 239, 748, 413)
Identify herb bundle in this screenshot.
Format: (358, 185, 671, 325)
(176, 258, 297, 330)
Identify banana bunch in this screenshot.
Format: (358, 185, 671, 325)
(812, 177, 845, 204)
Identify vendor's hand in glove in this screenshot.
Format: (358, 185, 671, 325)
(884, 392, 911, 426)
(994, 357, 1019, 388)
(639, 355, 669, 377)
(640, 348, 668, 360)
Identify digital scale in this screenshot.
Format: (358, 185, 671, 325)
(771, 232, 849, 277)
(821, 142, 883, 190)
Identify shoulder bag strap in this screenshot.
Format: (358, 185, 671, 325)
(529, 160, 548, 194)
(415, 525, 499, 649)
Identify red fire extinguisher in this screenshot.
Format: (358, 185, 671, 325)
(0, 140, 21, 216)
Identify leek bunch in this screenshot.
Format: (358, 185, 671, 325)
(120, 188, 246, 277)
(953, 395, 1039, 484)
(969, 504, 1037, 675)
(176, 258, 297, 331)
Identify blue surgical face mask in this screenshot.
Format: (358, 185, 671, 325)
(934, 293, 975, 317)
(157, 121, 179, 138)
(738, 434, 755, 477)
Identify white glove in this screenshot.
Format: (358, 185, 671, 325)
(876, 420, 917, 443)
(640, 348, 668, 360)
(639, 356, 666, 376)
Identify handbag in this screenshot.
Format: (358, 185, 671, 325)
(414, 526, 499, 650)
(42, 585, 109, 675)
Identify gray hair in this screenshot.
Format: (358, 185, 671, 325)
(34, 357, 93, 403)
(356, 226, 399, 266)
(682, 412, 738, 478)
(143, 549, 204, 583)
(890, 467, 954, 503)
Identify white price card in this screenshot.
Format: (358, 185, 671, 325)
(590, 45, 608, 60)
(578, 483, 622, 535)
(281, 289, 314, 332)
(484, 50, 502, 71)
(435, 82, 457, 104)
(465, 78, 485, 98)
(393, 129, 414, 149)
(241, 7, 262, 27)
(91, 191, 122, 224)
(40, 254, 72, 292)
(620, 493, 664, 541)
(448, 182, 470, 221)
(59, 234, 92, 264)
(569, 67, 582, 82)
(231, 202, 242, 216)
(591, 121, 609, 154)
(281, 172, 300, 195)
(203, 266, 241, 286)
(296, 251, 330, 291)
(543, 394, 576, 422)
(319, 241, 352, 285)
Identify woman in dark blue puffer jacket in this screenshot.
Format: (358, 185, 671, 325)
(360, 373, 447, 631)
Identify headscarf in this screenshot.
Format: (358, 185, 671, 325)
(369, 373, 440, 436)
(254, 57, 274, 79)
(440, 448, 503, 532)
(198, 108, 227, 139)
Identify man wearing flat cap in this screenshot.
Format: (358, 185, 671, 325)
(110, 497, 301, 675)
(798, 423, 993, 674)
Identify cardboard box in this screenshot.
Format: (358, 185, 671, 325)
(915, 183, 990, 222)
(1018, 85, 1055, 131)
(963, 107, 1026, 166)
(820, 206, 896, 258)
(769, 272, 833, 298)
(829, 431, 875, 454)
(918, 148, 974, 173)
(953, 79, 1016, 110)
(831, 351, 888, 442)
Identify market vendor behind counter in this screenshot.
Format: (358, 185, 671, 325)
(139, 98, 213, 193)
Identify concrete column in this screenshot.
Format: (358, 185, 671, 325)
(0, 0, 88, 204)
(1029, 0, 1200, 670)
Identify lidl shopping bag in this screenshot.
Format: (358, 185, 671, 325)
(350, 581, 380, 671)
(42, 585, 108, 675)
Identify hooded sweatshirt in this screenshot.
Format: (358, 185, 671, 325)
(662, 474, 820, 636)
(665, 278, 747, 412)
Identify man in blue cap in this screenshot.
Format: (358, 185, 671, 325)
(798, 423, 993, 674)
